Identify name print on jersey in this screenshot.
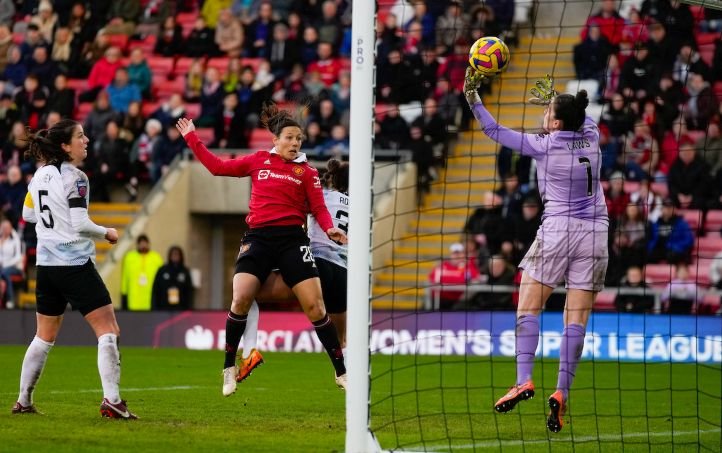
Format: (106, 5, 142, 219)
(566, 138, 591, 151)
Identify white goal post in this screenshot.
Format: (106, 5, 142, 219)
(345, 0, 378, 452)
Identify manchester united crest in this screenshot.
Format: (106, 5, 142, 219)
(292, 166, 304, 176)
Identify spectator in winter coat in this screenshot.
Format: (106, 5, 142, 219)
(667, 141, 713, 209)
(152, 245, 194, 310)
(647, 198, 694, 264)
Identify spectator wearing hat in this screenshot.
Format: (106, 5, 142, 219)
(646, 20, 678, 73)
(428, 242, 483, 311)
(30, 1, 58, 43)
(647, 198, 694, 264)
(668, 140, 713, 210)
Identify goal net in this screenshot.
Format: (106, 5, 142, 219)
(347, 1, 722, 451)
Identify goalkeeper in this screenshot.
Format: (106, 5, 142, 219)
(463, 70, 609, 433)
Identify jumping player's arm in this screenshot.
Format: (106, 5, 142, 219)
(22, 192, 37, 223)
(177, 117, 255, 177)
(304, 168, 347, 244)
(67, 172, 116, 242)
(464, 68, 548, 158)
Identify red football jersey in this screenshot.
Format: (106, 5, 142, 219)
(184, 132, 334, 231)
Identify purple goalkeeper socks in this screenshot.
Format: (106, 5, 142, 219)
(515, 314, 540, 385)
(556, 323, 586, 401)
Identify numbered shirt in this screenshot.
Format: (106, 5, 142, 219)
(308, 188, 348, 268)
(472, 103, 608, 224)
(25, 162, 96, 266)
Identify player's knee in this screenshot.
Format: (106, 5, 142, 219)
(306, 301, 326, 321)
(230, 296, 253, 314)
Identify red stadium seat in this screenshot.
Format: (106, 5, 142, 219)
(75, 102, 93, 122)
(142, 101, 160, 117)
(194, 127, 214, 144)
(154, 76, 185, 98)
(698, 293, 721, 315)
(249, 128, 274, 149)
(375, 103, 391, 122)
(241, 57, 262, 72)
(623, 180, 639, 194)
(184, 102, 201, 118)
(128, 35, 156, 54)
(644, 264, 674, 287)
(695, 236, 722, 257)
(689, 263, 711, 287)
(107, 34, 129, 53)
(594, 291, 616, 312)
(705, 210, 722, 234)
(678, 209, 703, 232)
(66, 78, 87, 91)
(207, 57, 230, 73)
(650, 182, 668, 198)
(174, 56, 198, 75)
(147, 56, 174, 76)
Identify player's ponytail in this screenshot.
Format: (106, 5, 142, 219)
(260, 102, 302, 137)
(324, 158, 349, 194)
(553, 90, 588, 132)
(24, 119, 79, 164)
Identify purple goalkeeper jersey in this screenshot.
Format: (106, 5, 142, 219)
(472, 102, 609, 224)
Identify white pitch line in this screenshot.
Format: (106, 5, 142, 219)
(401, 428, 722, 451)
(0, 385, 211, 396)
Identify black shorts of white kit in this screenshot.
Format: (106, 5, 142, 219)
(316, 257, 347, 314)
(235, 225, 319, 288)
(36, 259, 112, 317)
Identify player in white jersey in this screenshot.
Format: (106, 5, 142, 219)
(236, 159, 350, 384)
(12, 119, 137, 419)
(464, 70, 608, 432)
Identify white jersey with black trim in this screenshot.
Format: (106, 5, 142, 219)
(307, 188, 348, 268)
(26, 162, 96, 266)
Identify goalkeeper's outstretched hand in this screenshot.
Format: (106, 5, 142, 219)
(463, 67, 486, 106)
(528, 74, 557, 105)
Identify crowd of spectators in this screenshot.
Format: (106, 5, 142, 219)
(0, 0, 517, 208)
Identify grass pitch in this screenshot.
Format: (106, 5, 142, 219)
(0, 347, 719, 452)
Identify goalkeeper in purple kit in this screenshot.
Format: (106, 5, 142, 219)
(463, 69, 609, 432)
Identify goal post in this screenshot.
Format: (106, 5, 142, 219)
(345, 0, 377, 451)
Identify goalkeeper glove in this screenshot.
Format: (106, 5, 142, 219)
(528, 74, 557, 105)
(463, 67, 486, 106)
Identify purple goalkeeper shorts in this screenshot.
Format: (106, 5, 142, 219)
(519, 216, 609, 292)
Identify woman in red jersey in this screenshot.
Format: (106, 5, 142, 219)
(175, 103, 348, 397)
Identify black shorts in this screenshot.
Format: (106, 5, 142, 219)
(36, 259, 112, 317)
(235, 226, 319, 288)
(316, 257, 347, 314)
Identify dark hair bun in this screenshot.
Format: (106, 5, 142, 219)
(575, 90, 589, 110)
(327, 158, 340, 172)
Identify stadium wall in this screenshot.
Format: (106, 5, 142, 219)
(0, 311, 719, 363)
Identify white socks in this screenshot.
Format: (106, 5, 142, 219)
(98, 333, 121, 404)
(242, 301, 259, 359)
(18, 336, 54, 406)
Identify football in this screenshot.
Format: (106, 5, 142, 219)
(468, 36, 511, 75)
